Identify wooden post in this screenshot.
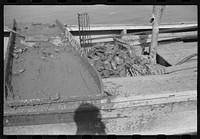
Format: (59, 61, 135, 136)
(149, 5, 165, 64)
(121, 29, 127, 35)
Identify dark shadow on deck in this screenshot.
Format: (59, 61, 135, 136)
(156, 53, 171, 67)
(74, 103, 106, 135)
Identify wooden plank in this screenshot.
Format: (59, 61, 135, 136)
(67, 23, 197, 31)
(3, 89, 196, 126)
(115, 31, 197, 46)
(4, 110, 197, 135)
(4, 19, 16, 101)
(84, 25, 197, 41)
(110, 90, 196, 103)
(4, 89, 196, 116)
(4, 99, 196, 134)
(149, 5, 166, 64)
(103, 66, 197, 97)
(4, 26, 25, 38)
(122, 31, 197, 42)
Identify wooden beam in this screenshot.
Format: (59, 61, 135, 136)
(149, 5, 166, 64)
(67, 22, 197, 31)
(4, 90, 196, 130)
(115, 31, 197, 46)
(121, 29, 127, 35)
(4, 19, 16, 101)
(84, 25, 197, 41)
(122, 31, 197, 41)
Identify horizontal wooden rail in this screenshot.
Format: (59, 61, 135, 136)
(84, 26, 197, 41)
(115, 31, 197, 46)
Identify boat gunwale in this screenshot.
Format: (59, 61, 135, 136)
(4, 90, 197, 116)
(67, 22, 197, 28)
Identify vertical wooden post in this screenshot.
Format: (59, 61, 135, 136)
(121, 29, 127, 35)
(77, 13, 81, 45)
(149, 5, 165, 64)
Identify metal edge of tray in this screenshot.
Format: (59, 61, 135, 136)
(56, 19, 104, 96)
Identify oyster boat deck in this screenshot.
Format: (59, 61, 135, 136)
(4, 22, 197, 135)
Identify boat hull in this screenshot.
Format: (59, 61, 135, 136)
(3, 21, 197, 135)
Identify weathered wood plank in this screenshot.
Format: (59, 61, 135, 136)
(149, 5, 166, 63)
(4, 89, 196, 116)
(83, 25, 197, 41)
(4, 99, 197, 135)
(103, 67, 197, 97)
(115, 31, 197, 47)
(67, 23, 197, 31)
(4, 19, 16, 101)
(122, 31, 197, 42)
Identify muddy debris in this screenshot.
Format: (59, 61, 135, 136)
(50, 54, 57, 59)
(6, 22, 104, 101)
(54, 48, 60, 53)
(48, 23, 57, 28)
(13, 48, 23, 54)
(12, 69, 25, 75)
(14, 45, 20, 49)
(32, 23, 42, 26)
(42, 51, 52, 57)
(23, 47, 28, 52)
(33, 44, 40, 48)
(13, 46, 28, 56)
(12, 53, 19, 59)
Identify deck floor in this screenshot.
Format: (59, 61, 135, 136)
(103, 60, 197, 97)
(102, 41, 197, 98)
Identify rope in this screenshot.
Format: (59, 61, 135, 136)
(175, 53, 197, 65)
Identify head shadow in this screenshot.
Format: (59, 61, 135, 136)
(74, 102, 106, 135)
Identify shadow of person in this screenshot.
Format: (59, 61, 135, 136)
(74, 103, 106, 135)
